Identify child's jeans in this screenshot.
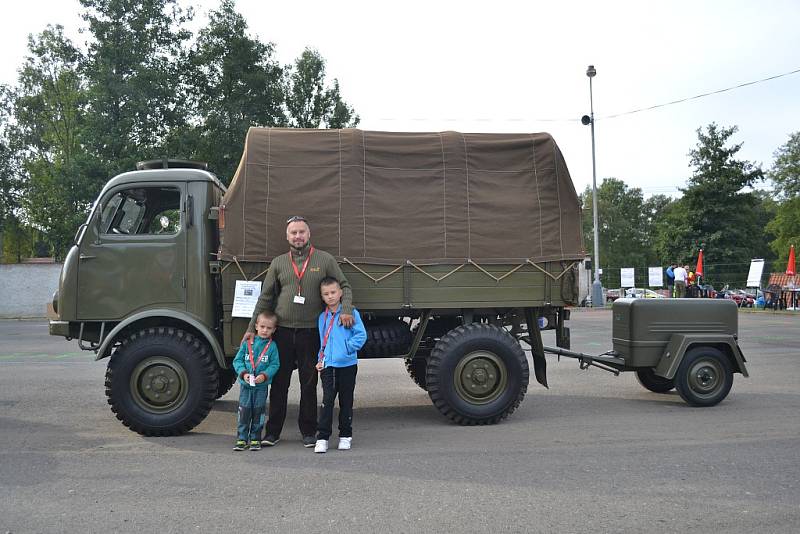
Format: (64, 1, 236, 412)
(238, 385, 268, 441)
(316, 364, 358, 440)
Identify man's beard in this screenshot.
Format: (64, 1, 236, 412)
(290, 241, 309, 253)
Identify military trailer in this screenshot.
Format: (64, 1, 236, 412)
(47, 128, 746, 436)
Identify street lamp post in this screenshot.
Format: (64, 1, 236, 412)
(581, 64, 604, 308)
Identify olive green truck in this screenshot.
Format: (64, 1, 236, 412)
(48, 128, 748, 436)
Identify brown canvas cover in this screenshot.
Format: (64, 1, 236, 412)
(219, 128, 584, 265)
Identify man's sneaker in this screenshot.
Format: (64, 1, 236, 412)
(261, 435, 280, 446)
(232, 440, 247, 451)
(314, 439, 328, 453)
(249, 440, 261, 451)
(302, 435, 316, 448)
(338, 437, 352, 450)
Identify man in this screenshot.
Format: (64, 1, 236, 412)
(665, 263, 676, 298)
(673, 264, 688, 298)
(244, 216, 354, 447)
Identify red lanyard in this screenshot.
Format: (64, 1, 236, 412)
(289, 246, 314, 295)
(318, 307, 338, 362)
(247, 338, 272, 373)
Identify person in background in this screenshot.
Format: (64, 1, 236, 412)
(673, 264, 688, 298)
(665, 263, 676, 297)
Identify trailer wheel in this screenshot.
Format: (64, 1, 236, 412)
(675, 346, 733, 407)
(404, 357, 428, 390)
(105, 327, 218, 436)
(635, 368, 675, 393)
(426, 323, 529, 425)
(215, 365, 238, 399)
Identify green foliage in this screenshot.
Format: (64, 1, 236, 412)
(581, 178, 667, 270)
(80, 0, 193, 175)
(286, 48, 359, 129)
(654, 124, 765, 268)
(770, 131, 800, 199)
(177, 0, 285, 182)
(11, 25, 97, 260)
(766, 132, 800, 260)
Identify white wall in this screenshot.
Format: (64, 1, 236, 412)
(0, 264, 61, 318)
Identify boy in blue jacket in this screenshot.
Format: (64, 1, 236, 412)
(314, 277, 367, 453)
(233, 311, 280, 451)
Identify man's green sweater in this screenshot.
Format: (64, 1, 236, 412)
(247, 244, 353, 331)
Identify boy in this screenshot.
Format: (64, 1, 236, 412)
(314, 277, 367, 453)
(232, 311, 280, 451)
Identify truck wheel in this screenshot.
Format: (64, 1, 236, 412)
(404, 357, 428, 390)
(675, 346, 733, 407)
(216, 365, 238, 399)
(426, 323, 529, 425)
(105, 327, 218, 436)
(361, 319, 412, 357)
(635, 368, 675, 393)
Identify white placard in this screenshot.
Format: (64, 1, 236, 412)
(746, 259, 765, 288)
(232, 280, 263, 318)
(620, 268, 635, 288)
(648, 267, 663, 287)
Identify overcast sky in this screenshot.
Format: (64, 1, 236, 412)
(1, 0, 798, 196)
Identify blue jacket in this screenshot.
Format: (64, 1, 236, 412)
(318, 306, 367, 368)
(233, 336, 280, 389)
(665, 266, 675, 280)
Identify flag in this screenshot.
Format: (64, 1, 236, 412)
(695, 249, 704, 277)
(787, 245, 796, 276)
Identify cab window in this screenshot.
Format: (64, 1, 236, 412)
(101, 187, 181, 235)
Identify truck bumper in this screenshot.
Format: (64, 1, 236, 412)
(49, 320, 71, 338)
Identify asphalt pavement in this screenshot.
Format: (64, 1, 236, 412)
(1, 311, 799, 533)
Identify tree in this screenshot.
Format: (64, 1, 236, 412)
(285, 48, 359, 129)
(11, 25, 97, 259)
(80, 0, 192, 175)
(581, 178, 665, 279)
(177, 0, 285, 182)
(767, 132, 800, 260)
(770, 131, 800, 199)
(655, 124, 765, 283)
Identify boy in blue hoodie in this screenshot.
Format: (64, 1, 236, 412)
(232, 311, 280, 451)
(314, 277, 367, 453)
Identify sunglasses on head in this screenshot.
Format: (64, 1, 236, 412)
(286, 216, 307, 224)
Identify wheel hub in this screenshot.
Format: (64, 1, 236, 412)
(454, 351, 507, 404)
(689, 361, 721, 395)
(131, 357, 188, 413)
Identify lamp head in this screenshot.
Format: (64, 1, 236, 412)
(586, 65, 596, 78)
(581, 115, 592, 126)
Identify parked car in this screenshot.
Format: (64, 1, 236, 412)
(606, 288, 621, 303)
(624, 288, 665, 299)
(718, 289, 754, 307)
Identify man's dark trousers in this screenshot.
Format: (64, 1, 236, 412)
(264, 327, 320, 438)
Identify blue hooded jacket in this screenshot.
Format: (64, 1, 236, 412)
(318, 306, 367, 368)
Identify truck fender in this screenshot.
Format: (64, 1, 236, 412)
(655, 333, 748, 379)
(94, 309, 226, 368)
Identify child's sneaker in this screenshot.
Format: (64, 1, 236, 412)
(338, 437, 352, 450)
(249, 440, 261, 451)
(233, 439, 247, 451)
(314, 439, 328, 453)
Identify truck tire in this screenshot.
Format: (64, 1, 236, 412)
(426, 323, 529, 425)
(105, 327, 218, 436)
(361, 319, 412, 358)
(675, 346, 733, 407)
(636, 368, 675, 393)
(216, 365, 238, 399)
(404, 357, 428, 390)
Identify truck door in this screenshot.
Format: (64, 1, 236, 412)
(77, 184, 187, 320)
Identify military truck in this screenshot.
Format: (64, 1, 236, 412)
(48, 128, 747, 436)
